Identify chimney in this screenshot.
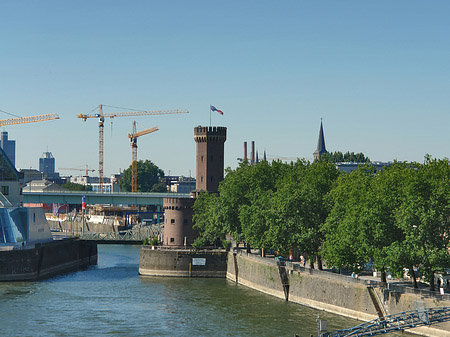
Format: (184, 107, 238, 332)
(243, 142, 248, 161)
(251, 141, 255, 165)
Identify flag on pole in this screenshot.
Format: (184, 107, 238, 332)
(210, 105, 224, 115)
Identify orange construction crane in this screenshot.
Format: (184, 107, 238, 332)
(128, 122, 158, 192)
(78, 104, 188, 192)
(0, 113, 60, 126)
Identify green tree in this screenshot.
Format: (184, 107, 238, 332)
(119, 159, 165, 192)
(61, 182, 92, 191)
(321, 165, 374, 273)
(392, 157, 450, 290)
(192, 192, 226, 245)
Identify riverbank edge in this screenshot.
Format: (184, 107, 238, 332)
(226, 251, 450, 337)
(0, 239, 97, 281)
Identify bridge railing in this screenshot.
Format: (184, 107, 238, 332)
(76, 226, 162, 242)
(323, 307, 450, 337)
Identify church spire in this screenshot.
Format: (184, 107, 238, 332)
(313, 119, 327, 160)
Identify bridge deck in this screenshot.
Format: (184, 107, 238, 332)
(23, 191, 190, 206)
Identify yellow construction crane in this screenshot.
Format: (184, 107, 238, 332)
(78, 104, 188, 192)
(128, 122, 158, 192)
(59, 166, 95, 177)
(0, 113, 60, 126)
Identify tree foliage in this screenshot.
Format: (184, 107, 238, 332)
(193, 155, 450, 289)
(193, 159, 340, 264)
(322, 158, 450, 288)
(119, 160, 165, 192)
(319, 151, 370, 163)
(61, 182, 92, 191)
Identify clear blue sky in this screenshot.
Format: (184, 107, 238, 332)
(1, 1, 449, 177)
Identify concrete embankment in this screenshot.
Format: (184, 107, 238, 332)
(227, 251, 450, 337)
(0, 239, 97, 281)
(139, 247, 227, 277)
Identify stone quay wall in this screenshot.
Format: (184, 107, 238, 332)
(227, 251, 450, 337)
(0, 239, 97, 281)
(139, 247, 227, 278)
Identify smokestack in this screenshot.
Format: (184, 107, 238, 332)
(251, 141, 255, 165)
(243, 141, 247, 161)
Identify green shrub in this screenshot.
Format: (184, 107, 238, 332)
(150, 236, 159, 246)
(192, 237, 207, 249)
(222, 240, 231, 251)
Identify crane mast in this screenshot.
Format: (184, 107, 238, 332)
(78, 104, 188, 192)
(128, 122, 158, 192)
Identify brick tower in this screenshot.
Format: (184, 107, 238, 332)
(194, 126, 227, 193)
(163, 126, 227, 247)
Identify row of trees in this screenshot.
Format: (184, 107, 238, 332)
(193, 159, 339, 268)
(193, 157, 450, 289)
(319, 151, 370, 163)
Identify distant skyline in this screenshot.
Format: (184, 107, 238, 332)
(1, 1, 449, 177)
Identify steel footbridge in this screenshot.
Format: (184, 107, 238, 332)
(323, 306, 450, 336)
(76, 226, 161, 244)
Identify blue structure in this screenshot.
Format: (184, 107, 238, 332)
(0, 131, 15, 167)
(39, 151, 55, 178)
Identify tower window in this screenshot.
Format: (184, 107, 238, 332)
(201, 155, 204, 162)
(210, 176, 214, 182)
(170, 238, 175, 243)
(201, 176, 203, 182)
(171, 219, 175, 224)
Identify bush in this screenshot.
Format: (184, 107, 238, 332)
(150, 236, 159, 246)
(192, 237, 207, 250)
(222, 240, 231, 251)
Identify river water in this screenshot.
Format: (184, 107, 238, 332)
(0, 245, 414, 336)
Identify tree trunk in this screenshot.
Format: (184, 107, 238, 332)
(381, 270, 387, 283)
(309, 257, 315, 269)
(316, 255, 323, 270)
(409, 265, 418, 288)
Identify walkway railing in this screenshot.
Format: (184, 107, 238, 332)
(78, 226, 161, 242)
(323, 307, 450, 336)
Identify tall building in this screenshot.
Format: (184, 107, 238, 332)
(0, 132, 15, 166)
(313, 120, 327, 160)
(39, 152, 55, 178)
(163, 126, 227, 247)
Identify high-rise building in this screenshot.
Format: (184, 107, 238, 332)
(39, 151, 61, 181)
(0, 132, 15, 166)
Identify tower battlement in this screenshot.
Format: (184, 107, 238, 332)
(194, 126, 227, 143)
